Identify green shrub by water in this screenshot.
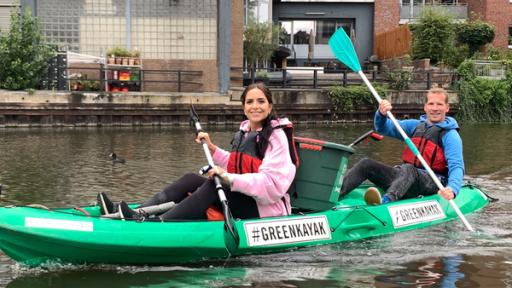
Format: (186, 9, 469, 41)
(0, 7, 55, 90)
(328, 85, 386, 118)
(456, 60, 512, 123)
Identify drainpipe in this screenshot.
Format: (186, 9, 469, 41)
(218, 0, 231, 94)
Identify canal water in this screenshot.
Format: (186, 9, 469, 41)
(0, 124, 510, 287)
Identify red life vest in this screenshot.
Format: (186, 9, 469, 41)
(227, 124, 299, 174)
(401, 122, 448, 175)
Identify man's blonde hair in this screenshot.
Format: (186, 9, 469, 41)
(427, 88, 449, 104)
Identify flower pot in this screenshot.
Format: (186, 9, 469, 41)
(128, 58, 135, 66)
(115, 57, 123, 65)
(122, 58, 129, 66)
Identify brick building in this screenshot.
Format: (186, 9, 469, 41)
(266, 0, 511, 65)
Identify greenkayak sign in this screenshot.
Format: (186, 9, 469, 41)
(388, 200, 446, 228)
(244, 215, 331, 247)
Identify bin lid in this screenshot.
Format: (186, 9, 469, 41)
(295, 137, 354, 154)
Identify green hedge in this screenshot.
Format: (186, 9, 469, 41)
(327, 85, 386, 118)
(456, 60, 512, 123)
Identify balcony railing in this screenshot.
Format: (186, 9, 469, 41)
(400, 4, 468, 21)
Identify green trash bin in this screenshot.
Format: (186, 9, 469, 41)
(290, 137, 355, 211)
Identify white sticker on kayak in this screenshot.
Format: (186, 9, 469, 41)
(25, 217, 93, 232)
(244, 215, 331, 247)
(388, 200, 446, 228)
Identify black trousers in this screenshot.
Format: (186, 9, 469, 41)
(139, 173, 260, 220)
(340, 158, 445, 201)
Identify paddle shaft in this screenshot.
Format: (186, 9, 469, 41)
(358, 70, 475, 232)
(194, 122, 228, 203)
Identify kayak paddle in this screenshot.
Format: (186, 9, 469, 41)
(189, 104, 240, 254)
(328, 28, 475, 232)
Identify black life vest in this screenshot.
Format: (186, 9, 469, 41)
(227, 123, 299, 174)
(401, 122, 448, 175)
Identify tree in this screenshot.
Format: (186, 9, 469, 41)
(0, 7, 55, 90)
(410, 8, 454, 64)
(243, 21, 280, 76)
(456, 19, 495, 57)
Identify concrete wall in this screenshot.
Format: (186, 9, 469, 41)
(0, 89, 459, 126)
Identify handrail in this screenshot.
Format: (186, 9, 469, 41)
(45, 65, 203, 92)
(231, 66, 458, 90)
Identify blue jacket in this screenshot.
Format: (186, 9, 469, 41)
(374, 111, 465, 195)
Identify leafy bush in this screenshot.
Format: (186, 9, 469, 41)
(457, 78, 512, 122)
(410, 9, 454, 64)
(385, 70, 411, 91)
(0, 7, 55, 90)
(456, 59, 512, 123)
(444, 44, 470, 69)
(457, 59, 476, 80)
(328, 85, 386, 118)
(455, 20, 495, 57)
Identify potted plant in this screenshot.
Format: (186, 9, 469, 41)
(107, 47, 131, 65)
(107, 53, 115, 64)
(130, 49, 141, 66)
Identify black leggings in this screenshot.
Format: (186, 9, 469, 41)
(139, 173, 260, 220)
(340, 158, 444, 201)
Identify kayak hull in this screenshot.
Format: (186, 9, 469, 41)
(0, 184, 490, 266)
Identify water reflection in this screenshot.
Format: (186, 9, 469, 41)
(0, 124, 511, 287)
(375, 254, 511, 288)
(5, 253, 511, 288)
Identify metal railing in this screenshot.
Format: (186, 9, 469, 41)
(232, 66, 458, 90)
(41, 64, 203, 93)
(400, 4, 468, 20)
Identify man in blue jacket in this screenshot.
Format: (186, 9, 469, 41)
(341, 88, 464, 204)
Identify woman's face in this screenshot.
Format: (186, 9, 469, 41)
(243, 88, 273, 130)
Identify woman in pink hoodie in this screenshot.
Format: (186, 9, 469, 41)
(102, 82, 297, 221)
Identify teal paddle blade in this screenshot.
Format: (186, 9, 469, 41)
(328, 28, 361, 72)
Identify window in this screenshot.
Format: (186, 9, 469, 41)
(316, 20, 336, 44)
(292, 20, 315, 45)
(316, 20, 354, 44)
(278, 19, 355, 45)
(279, 21, 292, 45)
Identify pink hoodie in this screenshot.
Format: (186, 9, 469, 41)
(212, 118, 296, 218)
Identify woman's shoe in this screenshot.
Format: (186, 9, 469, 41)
(97, 192, 115, 215)
(118, 201, 148, 221)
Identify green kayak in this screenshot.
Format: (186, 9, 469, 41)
(0, 137, 491, 267)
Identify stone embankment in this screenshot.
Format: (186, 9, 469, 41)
(0, 89, 458, 127)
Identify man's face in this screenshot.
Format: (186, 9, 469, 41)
(424, 92, 450, 123)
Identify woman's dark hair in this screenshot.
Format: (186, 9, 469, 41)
(240, 82, 278, 158)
